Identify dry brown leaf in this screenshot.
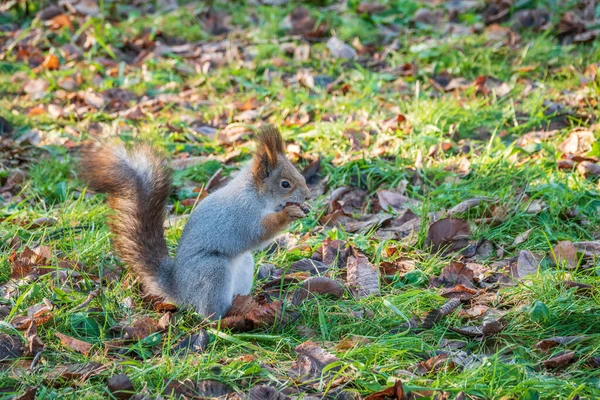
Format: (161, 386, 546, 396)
(320, 238, 349, 268)
(426, 218, 470, 253)
(559, 129, 595, 156)
(430, 262, 474, 288)
(327, 37, 357, 60)
(9, 246, 50, 279)
(535, 336, 584, 351)
(413, 354, 455, 376)
(106, 374, 135, 400)
(440, 284, 478, 301)
(55, 332, 92, 356)
(0, 334, 23, 361)
(121, 316, 162, 340)
(46, 362, 107, 384)
(292, 276, 345, 305)
(553, 241, 579, 269)
(288, 6, 325, 37)
(289, 340, 340, 383)
(344, 214, 393, 233)
(346, 248, 380, 297)
(364, 380, 405, 400)
(422, 298, 461, 329)
(560, 280, 594, 295)
(377, 190, 416, 212)
(26, 323, 44, 355)
(543, 351, 575, 369)
(513, 228, 534, 246)
(577, 161, 600, 178)
(513, 250, 540, 278)
(357, 3, 387, 14)
(172, 330, 210, 355)
(447, 197, 489, 216)
(573, 241, 600, 257)
(249, 385, 290, 400)
(289, 258, 329, 275)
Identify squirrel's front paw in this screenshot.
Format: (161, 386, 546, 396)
(284, 205, 306, 221)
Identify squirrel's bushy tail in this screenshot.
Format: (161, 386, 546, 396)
(79, 142, 173, 297)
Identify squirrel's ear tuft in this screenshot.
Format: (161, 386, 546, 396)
(252, 125, 284, 181)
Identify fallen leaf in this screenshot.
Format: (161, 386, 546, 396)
(249, 385, 290, 400)
(222, 297, 298, 331)
(447, 197, 489, 216)
(0, 334, 23, 361)
(289, 258, 329, 275)
(440, 284, 478, 301)
(523, 199, 546, 214)
(41, 54, 60, 71)
(543, 351, 575, 369)
(560, 280, 594, 295)
(46, 362, 107, 384)
(320, 238, 349, 268)
(120, 316, 162, 340)
(422, 298, 461, 329)
(83, 91, 105, 109)
(13, 387, 38, 400)
(172, 329, 210, 355)
(553, 241, 579, 269)
(513, 228, 534, 246)
(198, 8, 230, 35)
(292, 276, 345, 305)
(196, 380, 236, 398)
(357, 3, 387, 14)
(106, 374, 135, 400)
(426, 218, 470, 253)
(23, 78, 49, 99)
(327, 37, 357, 60)
(336, 335, 372, 350)
(287, 6, 326, 38)
(413, 354, 455, 375)
(164, 379, 198, 398)
(9, 246, 50, 279)
(344, 214, 393, 233)
(450, 318, 503, 337)
(55, 332, 92, 355)
(512, 9, 550, 31)
(513, 250, 540, 278)
(26, 323, 44, 355)
(535, 336, 584, 351)
(559, 129, 595, 156)
(364, 380, 404, 400)
(289, 341, 340, 383)
(346, 248, 380, 297)
(572, 241, 600, 257)
(377, 190, 415, 212)
(577, 161, 600, 178)
(412, 8, 443, 25)
(430, 262, 474, 288)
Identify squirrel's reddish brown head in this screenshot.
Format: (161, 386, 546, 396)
(251, 125, 311, 205)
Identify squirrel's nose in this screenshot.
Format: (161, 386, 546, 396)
(305, 192, 312, 201)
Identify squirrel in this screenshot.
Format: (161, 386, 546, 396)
(79, 126, 311, 319)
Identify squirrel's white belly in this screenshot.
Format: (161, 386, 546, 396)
(230, 252, 254, 296)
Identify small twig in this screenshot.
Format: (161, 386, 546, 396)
(29, 349, 43, 371)
(73, 288, 101, 311)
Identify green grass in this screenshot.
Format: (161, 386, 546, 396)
(0, 0, 599, 399)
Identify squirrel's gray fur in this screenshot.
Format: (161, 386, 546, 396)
(79, 126, 311, 319)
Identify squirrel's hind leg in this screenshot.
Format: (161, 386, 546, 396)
(178, 256, 234, 319)
(232, 252, 254, 296)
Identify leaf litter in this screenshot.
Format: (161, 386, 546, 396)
(1, 0, 599, 397)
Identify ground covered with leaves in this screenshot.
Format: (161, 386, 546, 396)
(1, 0, 600, 399)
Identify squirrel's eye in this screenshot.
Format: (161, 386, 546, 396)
(281, 180, 291, 189)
